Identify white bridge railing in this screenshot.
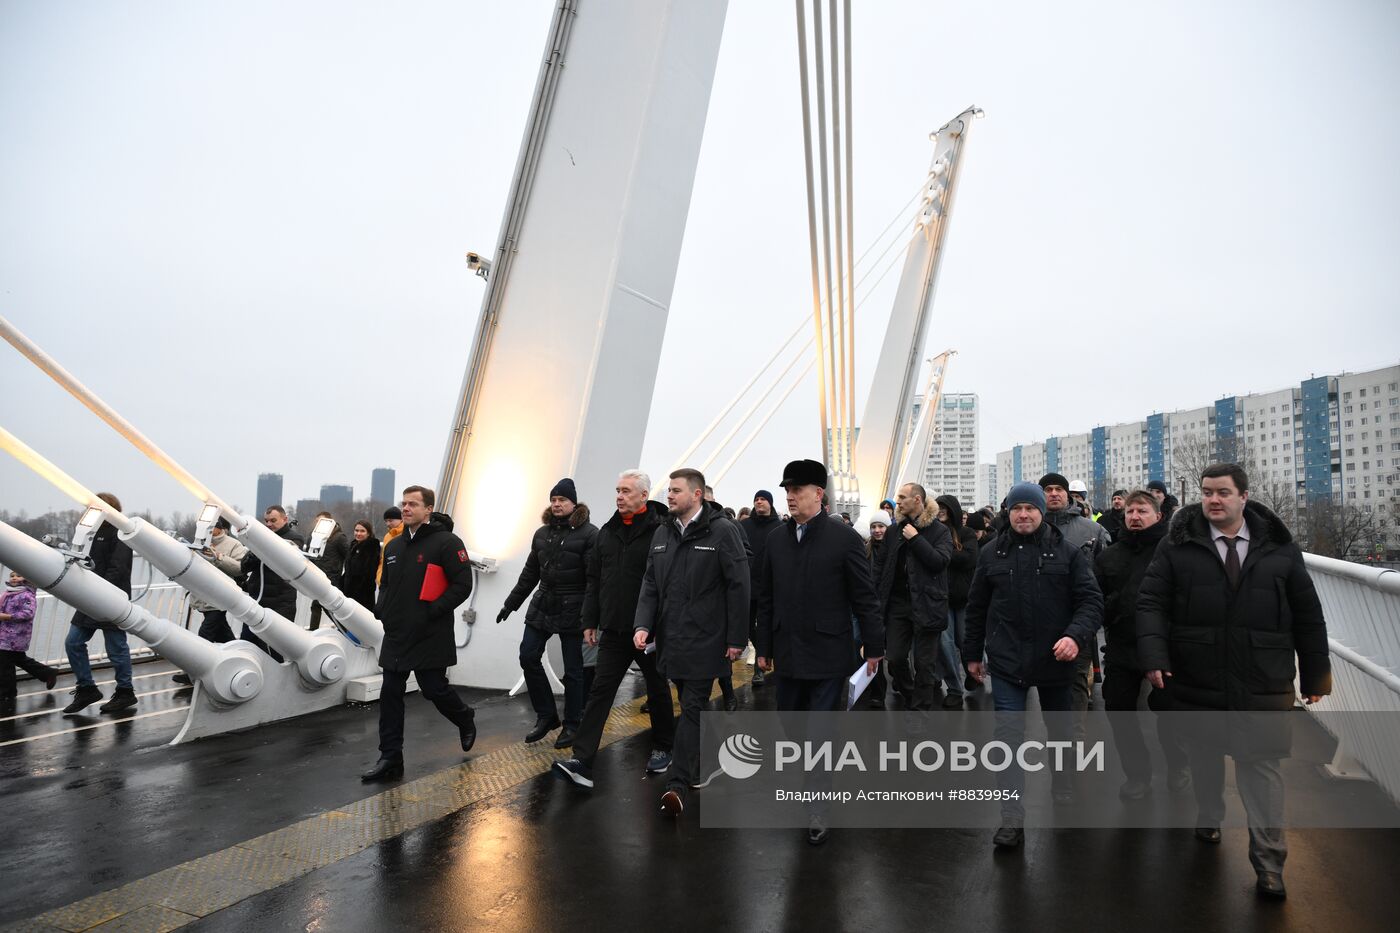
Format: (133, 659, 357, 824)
(1303, 552, 1400, 807)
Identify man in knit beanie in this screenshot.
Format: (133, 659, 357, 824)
(964, 480, 1103, 849)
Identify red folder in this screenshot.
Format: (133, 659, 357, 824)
(420, 563, 448, 602)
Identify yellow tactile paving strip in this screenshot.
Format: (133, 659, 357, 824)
(5, 672, 749, 933)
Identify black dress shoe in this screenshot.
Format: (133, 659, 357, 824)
(172, 673, 192, 686)
(525, 716, 561, 743)
(458, 713, 477, 753)
(360, 757, 404, 783)
(1256, 871, 1286, 899)
(553, 728, 577, 749)
(1194, 827, 1222, 844)
(807, 823, 829, 846)
(724, 696, 739, 713)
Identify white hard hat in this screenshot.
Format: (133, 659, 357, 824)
(1068, 479, 1088, 494)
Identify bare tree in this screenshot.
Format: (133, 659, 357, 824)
(1298, 499, 1392, 560)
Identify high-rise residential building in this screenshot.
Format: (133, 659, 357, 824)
(910, 392, 979, 508)
(320, 485, 353, 508)
(370, 468, 396, 505)
(993, 363, 1400, 555)
(976, 463, 997, 509)
(256, 473, 284, 515)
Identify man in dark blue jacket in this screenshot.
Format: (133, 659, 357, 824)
(361, 485, 476, 783)
(964, 481, 1103, 848)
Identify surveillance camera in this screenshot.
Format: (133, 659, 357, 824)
(465, 251, 492, 280)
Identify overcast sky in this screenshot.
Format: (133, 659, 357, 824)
(2, 0, 1398, 522)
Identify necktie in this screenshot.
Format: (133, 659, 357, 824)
(796, 524, 806, 542)
(1223, 536, 1240, 589)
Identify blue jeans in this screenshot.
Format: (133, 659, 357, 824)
(990, 677, 1074, 824)
(518, 624, 584, 730)
(935, 608, 966, 697)
(65, 624, 133, 690)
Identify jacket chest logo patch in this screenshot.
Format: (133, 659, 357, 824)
(458, 549, 469, 563)
(653, 545, 667, 552)
(694, 546, 716, 552)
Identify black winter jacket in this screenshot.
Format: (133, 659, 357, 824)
(873, 499, 955, 631)
(756, 510, 883, 679)
(339, 536, 381, 612)
(1097, 508, 1126, 541)
(311, 527, 350, 580)
(1137, 502, 1330, 713)
(504, 505, 598, 634)
(739, 512, 783, 596)
(964, 521, 1103, 687)
(634, 501, 750, 680)
(375, 515, 473, 671)
(582, 502, 666, 637)
(1093, 519, 1169, 671)
(947, 527, 979, 611)
(70, 521, 134, 632)
(241, 522, 306, 618)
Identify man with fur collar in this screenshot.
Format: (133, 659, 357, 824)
(873, 482, 954, 710)
(1138, 463, 1330, 900)
(498, 477, 598, 749)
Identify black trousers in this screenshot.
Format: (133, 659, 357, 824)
(667, 678, 714, 794)
(197, 610, 235, 643)
(573, 629, 675, 765)
(1101, 663, 1189, 781)
(885, 599, 939, 709)
(1, 650, 58, 697)
(775, 674, 845, 712)
(378, 667, 474, 758)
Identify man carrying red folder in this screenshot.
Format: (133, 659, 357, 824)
(361, 484, 477, 783)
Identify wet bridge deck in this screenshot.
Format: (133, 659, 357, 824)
(1, 661, 1397, 932)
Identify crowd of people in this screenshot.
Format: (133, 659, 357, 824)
(0, 459, 1331, 901)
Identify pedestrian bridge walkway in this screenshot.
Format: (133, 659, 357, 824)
(2, 554, 1398, 932)
(1, 657, 1397, 933)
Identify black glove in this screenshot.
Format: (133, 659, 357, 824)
(496, 607, 511, 624)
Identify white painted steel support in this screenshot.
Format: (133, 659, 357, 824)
(437, 0, 729, 689)
(122, 520, 347, 685)
(0, 521, 263, 706)
(853, 107, 980, 519)
(0, 316, 387, 656)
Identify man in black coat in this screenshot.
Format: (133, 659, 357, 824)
(964, 482, 1103, 848)
(361, 485, 476, 783)
(634, 468, 750, 816)
(756, 459, 883, 845)
(553, 470, 675, 788)
(1138, 464, 1330, 899)
(873, 483, 954, 710)
(239, 505, 306, 661)
(739, 489, 782, 686)
(62, 491, 138, 715)
(1092, 489, 1188, 800)
(1097, 490, 1127, 540)
(497, 478, 598, 748)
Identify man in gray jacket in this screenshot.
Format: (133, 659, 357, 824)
(1040, 473, 1111, 718)
(172, 517, 247, 686)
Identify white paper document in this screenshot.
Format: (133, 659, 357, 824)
(847, 662, 876, 710)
